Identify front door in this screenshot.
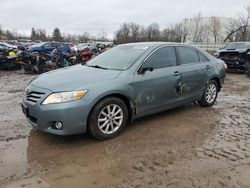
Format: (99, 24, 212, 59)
(131, 46, 181, 116)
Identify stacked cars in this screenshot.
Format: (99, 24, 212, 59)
(0, 41, 107, 73)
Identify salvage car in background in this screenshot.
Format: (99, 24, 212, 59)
(218, 42, 250, 74)
(18, 39, 34, 50)
(28, 42, 73, 54)
(21, 42, 226, 140)
(0, 41, 18, 51)
(0, 46, 22, 70)
(76, 43, 99, 62)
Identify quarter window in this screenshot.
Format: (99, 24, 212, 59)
(143, 47, 177, 69)
(178, 46, 199, 64)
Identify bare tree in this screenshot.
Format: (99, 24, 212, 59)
(114, 23, 144, 43)
(146, 23, 161, 41)
(208, 16, 222, 42)
(191, 13, 203, 42)
(115, 23, 130, 43)
(224, 5, 250, 42)
(97, 29, 108, 41)
(180, 19, 189, 43)
(78, 32, 90, 42)
(130, 23, 142, 41)
(170, 19, 190, 42)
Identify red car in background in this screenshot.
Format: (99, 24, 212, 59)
(76, 43, 99, 63)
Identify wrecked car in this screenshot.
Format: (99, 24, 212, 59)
(21, 42, 226, 140)
(0, 47, 22, 71)
(218, 42, 250, 74)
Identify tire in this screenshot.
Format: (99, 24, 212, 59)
(68, 58, 76, 65)
(199, 80, 219, 107)
(88, 97, 128, 140)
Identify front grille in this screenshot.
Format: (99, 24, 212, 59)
(26, 91, 45, 103)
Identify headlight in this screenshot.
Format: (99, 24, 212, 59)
(42, 90, 88, 105)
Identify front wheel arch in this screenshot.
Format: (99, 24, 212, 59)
(87, 93, 134, 132)
(87, 96, 130, 140)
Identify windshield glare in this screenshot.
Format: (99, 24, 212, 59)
(86, 45, 148, 70)
(224, 43, 250, 49)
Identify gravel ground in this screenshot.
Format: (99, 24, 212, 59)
(0, 70, 249, 188)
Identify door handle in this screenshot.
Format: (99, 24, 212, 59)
(206, 65, 211, 70)
(174, 71, 180, 76)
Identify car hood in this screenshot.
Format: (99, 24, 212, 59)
(219, 48, 249, 53)
(31, 64, 122, 92)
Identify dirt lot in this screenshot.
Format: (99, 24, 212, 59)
(0, 70, 249, 188)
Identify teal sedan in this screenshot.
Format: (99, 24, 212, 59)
(21, 42, 226, 140)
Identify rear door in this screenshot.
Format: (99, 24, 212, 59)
(176, 46, 207, 101)
(132, 46, 181, 116)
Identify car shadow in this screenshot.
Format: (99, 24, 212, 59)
(26, 102, 200, 147)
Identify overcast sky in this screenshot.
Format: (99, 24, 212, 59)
(0, 0, 249, 38)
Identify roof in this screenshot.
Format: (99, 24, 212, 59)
(120, 42, 196, 49)
(122, 42, 179, 46)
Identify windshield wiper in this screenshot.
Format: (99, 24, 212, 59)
(87, 65, 108, 69)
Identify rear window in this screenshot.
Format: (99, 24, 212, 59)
(178, 46, 199, 64)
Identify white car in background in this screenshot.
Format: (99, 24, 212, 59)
(0, 41, 18, 51)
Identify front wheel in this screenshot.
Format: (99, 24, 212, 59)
(88, 97, 128, 140)
(199, 80, 218, 107)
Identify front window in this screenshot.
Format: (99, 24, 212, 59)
(86, 45, 148, 70)
(142, 46, 177, 69)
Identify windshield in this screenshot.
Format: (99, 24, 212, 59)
(31, 43, 44, 47)
(224, 43, 250, 50)
(86, 44, 148, 70)
(76, 44, 89, 50)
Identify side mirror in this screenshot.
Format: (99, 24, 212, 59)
(138, 67, 154, 74)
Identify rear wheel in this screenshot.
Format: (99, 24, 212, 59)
(68, 58, 76, 65)
(199, 80, 218, 107)
(88, 97, 128, 140)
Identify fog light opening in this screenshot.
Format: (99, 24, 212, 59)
(55, 121, 63, 130)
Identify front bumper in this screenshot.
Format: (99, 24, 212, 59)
(225, 61, 246, 71)
(21, 85, 91, 135)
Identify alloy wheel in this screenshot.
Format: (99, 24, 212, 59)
(205, 83, 217, 104)
(98, 104, 124, 134)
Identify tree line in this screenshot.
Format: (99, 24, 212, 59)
(0, 27, 108, 42)
(114, 5, 250, 44)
